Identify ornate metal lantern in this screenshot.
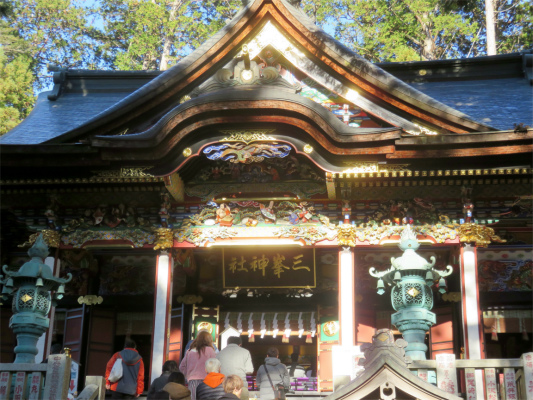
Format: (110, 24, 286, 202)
(0, 234, 71, 363)
(369, 226, 452, 360)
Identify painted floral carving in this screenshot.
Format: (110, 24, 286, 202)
(203, 142, 292, 164)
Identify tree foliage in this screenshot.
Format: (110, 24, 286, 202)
(0, 0, 531, 136)
(88, 0, 242, 71)
(0, 4, 35, 135)
(301, 0, 531, 62)
(0, 50, 34, 135)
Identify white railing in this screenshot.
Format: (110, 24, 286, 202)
(0, 355, 105, 400)
(408, 353, 533, 400)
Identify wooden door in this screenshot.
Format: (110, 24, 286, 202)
(85, 308, 116, 376)
(430, 306, 455, 358)
(356, 308, 376, 345)
(63, 306, 85, 363)
(168, 304, 184, 362)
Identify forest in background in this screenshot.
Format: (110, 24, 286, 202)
(0, 0, 531, 135)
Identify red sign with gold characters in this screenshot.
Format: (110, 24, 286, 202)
(223, 247, 315, 288)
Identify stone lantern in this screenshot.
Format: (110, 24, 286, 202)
(0, 234, 71, 363)
(369, 226, 452, 360)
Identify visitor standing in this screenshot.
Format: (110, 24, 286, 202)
(219, 375, 244, 400)
(162, 372, 191, 400)
(256, 348, 290, 400)
(148, 360, 179, 399)
(105, 339, 145, 399)
(216, 336, 253, 400)
(196, 358, 225, 400)
(288, 353, 306, 378)
(180, 331, 217, 400)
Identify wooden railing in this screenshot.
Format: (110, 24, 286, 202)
(408, 353, 533, 400)
(0, 355, 105, 400)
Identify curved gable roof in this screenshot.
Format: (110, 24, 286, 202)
(36, 0, 495, 145)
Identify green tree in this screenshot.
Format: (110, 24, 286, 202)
(303, 0, 480, 62)
(0, 3, 35, 136)
(477, 0, 532, 55)
(301, 0, 531, 62)
(93, 0, 241, 71)
(3, 0, 96, 88)
(0, 50, 35, 135)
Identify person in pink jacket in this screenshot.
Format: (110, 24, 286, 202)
(180, 331, 217, 400)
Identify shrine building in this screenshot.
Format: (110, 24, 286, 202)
(1, 0, 532, 397)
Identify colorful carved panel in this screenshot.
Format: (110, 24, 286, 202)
(60, 250, 99, 296)
(98, 255, 155, 295)
(478, 259, 532, 291)
(203, 142, 292, 164)
(190, 156, 324, 184)
(478, 249, 532, 291)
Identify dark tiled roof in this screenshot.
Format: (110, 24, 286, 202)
(410, 78, 532, 131)
(0, 92, 132, 145)
(0, 69, 159, 145)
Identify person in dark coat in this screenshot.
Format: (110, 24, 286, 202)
(289, 353, 305, 378)
(148, 360, 179, 399)
(162, 372, 191, 400)
(105, 339, 145, 399)
(196, 358, 225, 400)
(256, 348, 290, 400)
(219, 375, 244, 400)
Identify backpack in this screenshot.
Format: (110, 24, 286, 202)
(108, 355, 123, 382)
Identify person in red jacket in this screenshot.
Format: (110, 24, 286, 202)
(106, 339, 145, 399)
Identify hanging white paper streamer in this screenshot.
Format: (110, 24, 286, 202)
(260, 313, 266, 338)
(237, 312, 243, 334)
(298, 312, 304, 338)
(248, 313, 254, 337)
(273, 313, 279, 338)
(284, 313, 291, 338)
(224, 312, 230, 330)
(310, 312, 316, 337)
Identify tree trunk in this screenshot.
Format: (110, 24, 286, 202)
(160, 0, 184, 71)
(420, 12, 436, 60)
(485, 0, 496, 55)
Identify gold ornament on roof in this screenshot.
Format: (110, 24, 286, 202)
(153, 228, 174, 250)
(19, 230, 61, 248)
(219, 129, 276, 144)
(455, 223, 505, 247)
(303, 144, 313, 154)
(183, 148, 192, 157)
(337, 223, 357, 247)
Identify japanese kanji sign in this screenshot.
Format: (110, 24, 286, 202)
(464, 368, 477, 400)
(0, 372, 12, 400)
(42, 354, 71, 400)
(28, 372, 42, 400)
(484, 368, 498, 400)
(436, 354, 458, 395)
(13, 372, 26, 400)
(504, 367, 518, 400)
(522, 352, 533, 400)
(223, 247, 315, 288)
